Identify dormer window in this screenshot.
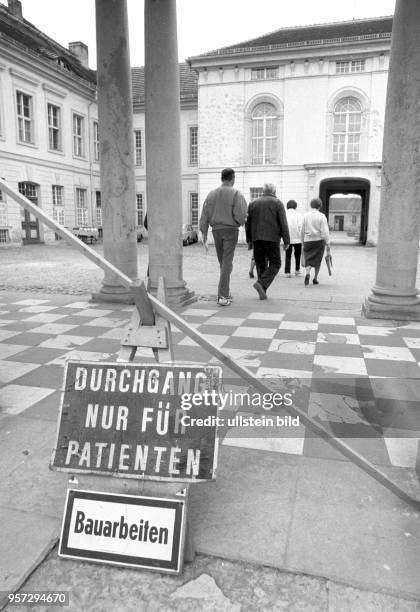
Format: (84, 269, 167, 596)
(56, 57, 72, 71)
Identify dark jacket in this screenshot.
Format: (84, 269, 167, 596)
(245, 195, 290, 244)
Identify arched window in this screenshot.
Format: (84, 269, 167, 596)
(332, 97, 362, 162)
(251, 103, 278, 165)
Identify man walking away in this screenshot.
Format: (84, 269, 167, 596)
(245, 183, 290, 300)
(285, 200, 303, 277)
(200, 168, 247, 306)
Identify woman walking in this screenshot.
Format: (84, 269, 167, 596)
(301, 198, 331, 286)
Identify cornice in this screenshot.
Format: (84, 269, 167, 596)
(42, 83, 67, 98)
(0, 149, 99, 176)
(9, 67, 40, 87)
(304, 161, 381, 170)
(188, 36, 391, 70)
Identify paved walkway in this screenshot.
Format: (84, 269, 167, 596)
(0, 240, 380, 305)
(0, 288, 419, 609)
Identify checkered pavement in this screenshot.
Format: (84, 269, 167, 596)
(0, 294, 419, 471)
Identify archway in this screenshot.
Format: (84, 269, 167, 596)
(319, 178, 370, 245)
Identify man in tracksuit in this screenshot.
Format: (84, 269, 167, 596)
(199, 168, 247, 306)
(245, 183, 290, 300)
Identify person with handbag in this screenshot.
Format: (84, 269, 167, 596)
(301, 197, 331, 286)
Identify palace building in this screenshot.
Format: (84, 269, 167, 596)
(0, 0, 392, 246)
(188, 16, 392, 246)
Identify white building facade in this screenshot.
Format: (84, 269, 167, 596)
(0, 0, 200, 245)
(0, 2, 392, 246)
(0, 1, 99, 244)
(188, 16, 392, 245)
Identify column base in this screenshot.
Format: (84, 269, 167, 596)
(149, 278, 197, 308)
(363, 286, 420, 321)
(91, 284, 134, 305)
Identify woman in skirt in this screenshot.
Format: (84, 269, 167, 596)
(301, 198, 331, 286)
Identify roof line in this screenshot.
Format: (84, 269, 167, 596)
(192, 14, 393, 58)
(190, 32, 391, 61)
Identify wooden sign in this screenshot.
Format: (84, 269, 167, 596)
(51, 361, 221, 482)
(59, 489, 186, 574)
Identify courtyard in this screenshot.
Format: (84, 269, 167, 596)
(0, 240, 378, 307)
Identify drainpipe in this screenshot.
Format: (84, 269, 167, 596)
(87, 95, 96, 227)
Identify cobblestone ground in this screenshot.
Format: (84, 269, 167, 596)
(8, 549, 419, 612)
(0, 240, 379, 304)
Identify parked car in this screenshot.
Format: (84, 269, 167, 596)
(136, 226, 148, 242)
(182, 224, 198, 246)
(71, 226, 99, 244)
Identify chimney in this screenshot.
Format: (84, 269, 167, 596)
(8, 0, 23, 19)
(68, 42, 89, 69)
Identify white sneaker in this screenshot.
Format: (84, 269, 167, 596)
(295, 270, 301, 276)
(217, 296, 231, 307)
(285, 273, 292, 278)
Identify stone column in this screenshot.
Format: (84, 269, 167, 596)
(364, 0, 420, 320)
(144, 0, 195, 306)
(93, 0, 138, 303)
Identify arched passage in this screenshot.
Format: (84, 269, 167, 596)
(319, 178, 370, 245)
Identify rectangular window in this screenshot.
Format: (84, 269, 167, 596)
(251, 67, 278, 80)
(72, 113, 85, 157)
(352, 215, 357, 224)
(136, 193, 144, 226)
(134, 130, 142, 166)
(96, 191, 102, 226)
(16, 91, 33, 143)
(0, 190, 7, 226)
(351, 59, 365, 72)
(75, 187, 88, 225)
(0, 228, 9, 243)
(265, 67, 279, 79)
(332, 133, 361, 162)
(189, 127, 198, 165)
(250, 188, 263, 201)
(93, 121, 99, 161)
(52, 185, 64, 225)
(48, 104, 61, 151)
(336, 60, 365, 73)
(190, 192, 198, 226)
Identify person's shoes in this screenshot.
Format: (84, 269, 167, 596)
(285, 273, 292, 278)
(217, 296, 232, 306)
(253, 281, 267, 300)
(249, 271, 255, 279)
(304, 273, 310, 286)
(313, 279, 319, 285)
(295, 270, 301, 276)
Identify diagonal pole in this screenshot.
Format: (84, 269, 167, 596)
(1, 178, 419, 510)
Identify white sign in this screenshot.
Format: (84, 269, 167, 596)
(59, 489, 186, 574)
